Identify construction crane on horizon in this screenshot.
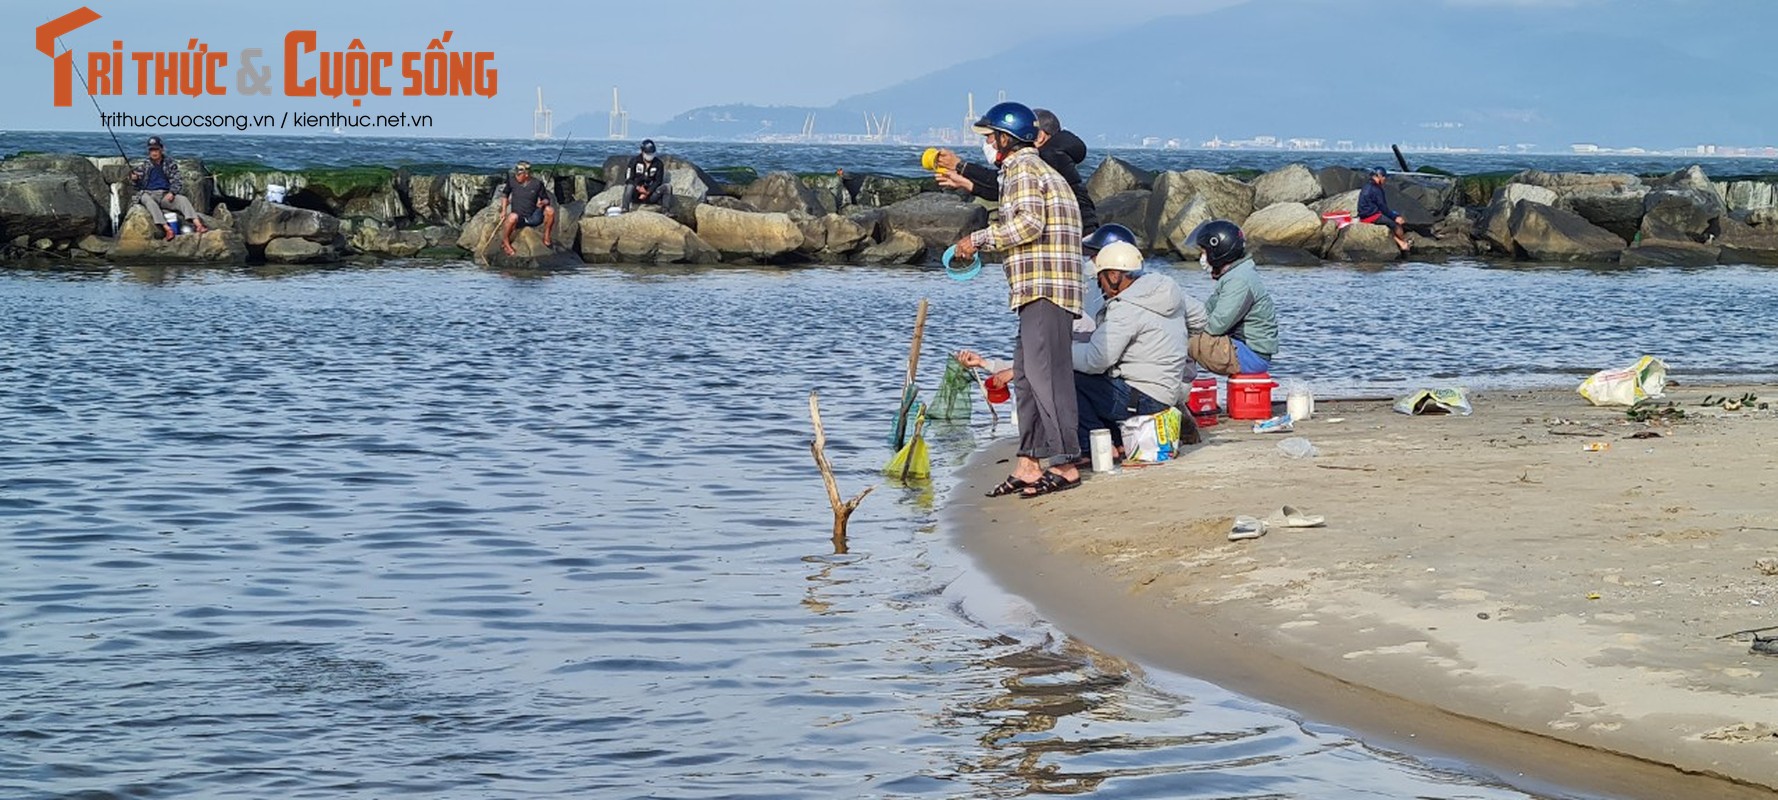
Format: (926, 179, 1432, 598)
(800, 112, 816, 140)
(532, 87, 554, 140)
(964, 92, 975, 131)
(608, 86, 630, 139)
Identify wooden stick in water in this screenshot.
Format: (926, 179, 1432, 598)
(809, 391, 873, 546)
(892, 299, 929, 449)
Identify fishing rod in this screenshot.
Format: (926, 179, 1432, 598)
(60, 37, 130, 163)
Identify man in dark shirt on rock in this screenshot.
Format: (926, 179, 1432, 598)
(933, 107, 1097, 234)
(621, 139, 675, 214)
(1358, 167, 1411, 256)
(130, 138, 208, 241)
(498, 160, 555, 255)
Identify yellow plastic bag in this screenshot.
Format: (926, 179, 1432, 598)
(1119, 408, 1183, 463)
(1578, 356, 1667, 407)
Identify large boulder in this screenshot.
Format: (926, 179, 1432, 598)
(346, 218, 428, 258)
(1649, 164, 1715, 193)
(741, 172, 826, 217)
(1317, 166, 1367, 197)
(1085, 156, 1154, 204)
(1508, 201, 1625, 262)
(217, 167, 405, 223)
(1480, 186, 1559, 253)
(1618, 241, 1721, 267)
(1641, 186, 1725, 244)
(406, 173, 501, 227)
(1323, 221, 1402, 262)
(1252, 163, 1322, 209)
(1250, 244, 1322, 267)
(845, 207, 889, 242)
(1388, 173, 1456, 224)
(0, 154, 106, 242)
(1714, 217, 1778, 265)
(798, 173, 846, 215)
(264, 237, 341, 265)
(1094, 190, 1152, 249)
(579, 209, 720, 264)
(849, 173, 933, 208)
(1242, 202, 1324, 250)
(1147, 170, 1255, 257)
(1717, 179, 1778, 213)
(1511, 170, 1648, 240)
(883, 192, 989, 255)
(1420, 208, 1482, 257)
(110, 206, 246, 264)
(796, 213, 872, 261)
(1311, 190, 1360, 217)
(693, 204, 805, 263)
(855, 230, 926, 265)
(240, 200, 342, 247)
(457, 203, 583, 268)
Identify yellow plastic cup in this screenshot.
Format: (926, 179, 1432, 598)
(920, 147, 939, 170)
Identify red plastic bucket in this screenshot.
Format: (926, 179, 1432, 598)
(1187, 376, 1219, 427)
(984, 375, 1011, 404)
(1227, 373, 1276, 420)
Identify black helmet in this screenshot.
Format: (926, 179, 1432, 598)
(640, 139, 657, 154)
(1190, 219, 1246, 270)
(1081, 223, 1137, 252)
(971, 101, 1038, 143)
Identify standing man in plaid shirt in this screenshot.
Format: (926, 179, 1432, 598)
(954, 101, 1086, 499)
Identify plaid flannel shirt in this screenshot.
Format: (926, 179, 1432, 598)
(968, 147, 1083, 315)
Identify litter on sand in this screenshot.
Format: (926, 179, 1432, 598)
(1229, 516, 1268, 541)
(1577, 356, 1667, 407)
(1271, 505, 1326, 528)
(1393, 387, 1473, 416)
(1277, 437, 1318, 458)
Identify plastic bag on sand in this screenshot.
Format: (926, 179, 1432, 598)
(1578, 356, 1667, 407)
(1394, 387, 1473, 416)
(1277, 437, 1318, 458)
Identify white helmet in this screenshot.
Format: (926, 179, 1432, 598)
(1090, 241, 1143, 274)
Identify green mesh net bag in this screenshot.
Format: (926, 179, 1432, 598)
(927, 356, 975, 421)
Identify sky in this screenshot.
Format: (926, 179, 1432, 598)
(3, 0, 1252, 138)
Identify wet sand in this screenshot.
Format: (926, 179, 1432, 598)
(950, 384, 1778, 799)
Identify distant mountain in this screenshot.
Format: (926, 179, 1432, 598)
(651, 0, 1778, 149)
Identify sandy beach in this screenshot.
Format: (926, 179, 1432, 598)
(951, 383, 1778, 799)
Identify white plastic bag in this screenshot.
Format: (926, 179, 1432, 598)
(1577, 356, 1667, 407)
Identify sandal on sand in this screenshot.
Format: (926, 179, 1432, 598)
(1019, 471, 1081, 499)
(986, 475, 1034, 497)
(1229, 516, 1268, 541)
(1274, 505, 1326, 528)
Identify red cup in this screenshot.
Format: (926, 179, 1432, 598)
(984, 377, 1011, 404)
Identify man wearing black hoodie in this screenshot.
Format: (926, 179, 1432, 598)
(934, 108, 1098, 234)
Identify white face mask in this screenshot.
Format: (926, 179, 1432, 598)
(1199, 252, 1212, 273)
(980, 139, 999, 164)
(642, 152, 655, 162)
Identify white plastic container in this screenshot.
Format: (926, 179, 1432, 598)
(1287, 384, 1314, 421)
(162, 211, 181, 234)
(1089, 428, 1115, 473)
(265, 184, 287, 204)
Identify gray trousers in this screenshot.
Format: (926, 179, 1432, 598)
(622, 184, 675, 213)
(137, 191, 201, 227)
(1013, 298, 1080, 464)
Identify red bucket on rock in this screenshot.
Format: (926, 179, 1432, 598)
(1227, 373, 1276, 420)
(1187, 376, 1219, 427)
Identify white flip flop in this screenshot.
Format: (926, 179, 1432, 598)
(1276, 505, 1326, 528)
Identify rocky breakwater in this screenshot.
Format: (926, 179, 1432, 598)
(1087, 155, 1778, 267)
(0, 150, 956, 270)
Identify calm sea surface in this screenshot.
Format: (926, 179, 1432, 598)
(4, 259, 1778, 800)
(6, 135, 1778, 799)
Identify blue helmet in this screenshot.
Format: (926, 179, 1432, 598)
(1370, 166, 1388, 178)
(972, 101, 1038, 143)
(1081, 223, 1137, 252)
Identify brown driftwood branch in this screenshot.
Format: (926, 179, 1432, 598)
(809, 391, 873, 546)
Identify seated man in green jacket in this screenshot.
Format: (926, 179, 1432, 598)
(1187, 220, 1278, 375)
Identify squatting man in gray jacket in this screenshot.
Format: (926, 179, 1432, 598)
(958, 240, 1207, 463)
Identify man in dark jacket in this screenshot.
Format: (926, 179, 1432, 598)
(1357, 167, 1411, 256)
(621, 139, 674, 213)
(130, 138, 207, 240)
(933, 108, 1097, 234)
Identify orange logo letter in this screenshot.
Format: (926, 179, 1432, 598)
(35, 7, 102, 107)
